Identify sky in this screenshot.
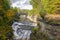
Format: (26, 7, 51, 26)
(10, 0, 33, 10)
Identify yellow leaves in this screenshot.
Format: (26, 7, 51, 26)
(0, 26, 6, 34)
(6, 9, 15, 16)
(5, 9, 15, 20)
(0, 5, 3, 10)
(44, 0, 60, 14)
(0, 16, 3, 21)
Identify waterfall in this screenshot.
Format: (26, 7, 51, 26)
(10, 0, 34, 40)
(12, 22, 35, 40)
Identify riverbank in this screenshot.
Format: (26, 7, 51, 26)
(30, 18, 60, 40)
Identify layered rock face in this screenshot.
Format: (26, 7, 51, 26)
(44, 14, 60, 25)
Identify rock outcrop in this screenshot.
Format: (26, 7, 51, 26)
(44, 14, 60, 25)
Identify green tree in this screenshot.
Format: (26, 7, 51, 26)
(28, 0, 40, 16)
(38, 0, 60, 18)
(0, 0, 18, 40)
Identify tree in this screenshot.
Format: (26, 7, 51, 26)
(28, 0, 40, 16)
(0, 0, 18, 40)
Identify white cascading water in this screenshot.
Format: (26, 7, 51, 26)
(12, 22, 32, 40)
(12, 22, 35, 40)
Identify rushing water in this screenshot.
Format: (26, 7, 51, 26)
(12, 21, 35, 40)
(10, 0, 34, 40)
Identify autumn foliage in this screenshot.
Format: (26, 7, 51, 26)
(0, 0, 17, 40)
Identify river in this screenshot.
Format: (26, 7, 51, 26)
(12, 19, 35, 40)
(10, 0, 33, 40)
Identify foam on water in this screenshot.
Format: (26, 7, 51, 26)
(12, 22, 32, 40)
